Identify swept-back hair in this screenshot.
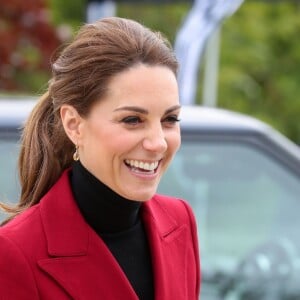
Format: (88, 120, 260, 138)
(1, 17, 178, 223)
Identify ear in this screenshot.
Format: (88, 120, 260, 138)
(60, 105, 84, 145)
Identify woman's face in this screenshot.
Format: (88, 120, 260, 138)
(78, 64, 181, 201)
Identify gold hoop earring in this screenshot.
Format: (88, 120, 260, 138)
(73, 145, 80, 161)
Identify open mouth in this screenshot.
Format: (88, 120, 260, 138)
(124, 159, 160, 174)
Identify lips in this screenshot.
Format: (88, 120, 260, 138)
(124, 159, 160, 173)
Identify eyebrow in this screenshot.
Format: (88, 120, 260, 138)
(165, 105, 181, 115)
(114, 106, 148, 114)
(113, 105, 181, 115)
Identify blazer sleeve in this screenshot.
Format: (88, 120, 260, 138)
(181, 199, 201, 298)
(0, 234, 39, 299)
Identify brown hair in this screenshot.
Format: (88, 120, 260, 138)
(1, 17, 178, 223)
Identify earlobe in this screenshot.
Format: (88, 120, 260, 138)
(60, 105, 83, 145)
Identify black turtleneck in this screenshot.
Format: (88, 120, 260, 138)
(70, 161, 154, 300)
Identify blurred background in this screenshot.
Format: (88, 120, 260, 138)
(0, 0, 299, 144)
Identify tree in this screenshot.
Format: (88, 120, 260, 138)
(0, 0, 61, 91)
(218, 1, 300, 143)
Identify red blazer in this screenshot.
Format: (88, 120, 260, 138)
(0, 170, 200, 299)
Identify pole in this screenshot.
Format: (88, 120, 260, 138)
(202, 27, 221, 107)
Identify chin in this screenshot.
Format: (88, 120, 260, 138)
(119, 180, 159, 202)
(126, 189, 157, 202)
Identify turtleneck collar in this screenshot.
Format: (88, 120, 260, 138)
(70, 161, 141, 234)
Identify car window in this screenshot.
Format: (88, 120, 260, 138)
(158, 139, 300, 299)
(0, 139, 20, 221)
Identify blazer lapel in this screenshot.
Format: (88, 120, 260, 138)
(142, 196, 189, 300)
(37, 170, 138, 300)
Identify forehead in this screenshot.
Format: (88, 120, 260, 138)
(105, 64, 178, 103)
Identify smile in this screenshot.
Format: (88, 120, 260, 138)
(124, 159, 160, 173)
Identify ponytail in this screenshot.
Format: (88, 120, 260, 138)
(1, 91, 74, 223)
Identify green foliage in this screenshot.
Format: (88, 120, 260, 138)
(49, 0, 86, 27)
(117, 3, 191, 43)
(219, 1, 300, 143)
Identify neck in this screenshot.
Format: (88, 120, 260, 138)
(70, 161, 141, 234)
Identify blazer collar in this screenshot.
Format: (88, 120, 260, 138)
(142, 195, 178, 237)
(40, 169, 89, 257)
(141, 197, 188, 300)
(39, 169, 179, 257)
(38, 170, 187, 300)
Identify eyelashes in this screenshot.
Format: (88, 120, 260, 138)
(163, 115, 181, 124)
(121, 116, 142, 125)
(119, 115, 180, 127)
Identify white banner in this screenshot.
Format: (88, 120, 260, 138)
(174, 0, 244, 105)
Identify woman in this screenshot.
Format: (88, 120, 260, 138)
(0, 17, 200, 299)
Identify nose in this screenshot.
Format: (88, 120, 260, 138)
(142, 125, 167, 153)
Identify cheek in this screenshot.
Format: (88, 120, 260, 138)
(167, 130, 181, 155)
(90, 127, 140, 159)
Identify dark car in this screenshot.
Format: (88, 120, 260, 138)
(1, 98, 300, 300)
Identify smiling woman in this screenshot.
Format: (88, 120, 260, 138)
(0, 17, 200, 300)
(60, 64, 181, 202)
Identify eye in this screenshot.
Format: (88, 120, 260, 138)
(162, 115, 180, 126)
(120, 116, 142, 126)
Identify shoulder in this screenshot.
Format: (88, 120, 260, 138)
(0, 204, 44, 256)
(0, 169, 71, 244)
(0, 208, 41, 297)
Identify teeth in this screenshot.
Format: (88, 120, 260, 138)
(125, 159, 159, 171)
